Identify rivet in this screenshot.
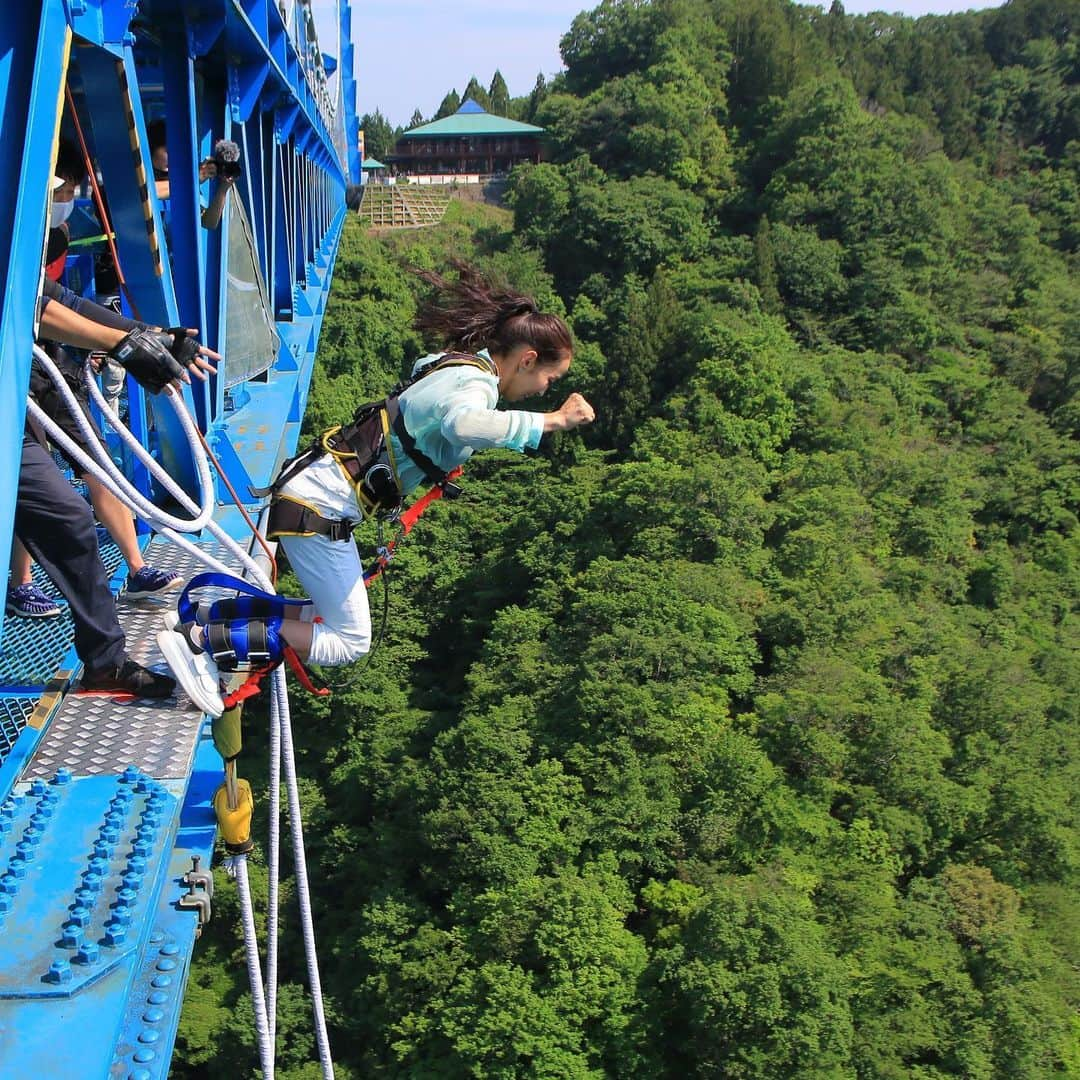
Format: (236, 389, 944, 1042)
(149, 930, 164, 945)
(137, 1028, 160, 1044)
(132, 1048, 156, 1064)
(159, 943, 180, 957)
(142, 1007, 165, 1023)
(150, 974, 172, 988)
(130, 1067, 153, 1078)
(155, 958, 177, 972)
(147, 991, 168, 1005)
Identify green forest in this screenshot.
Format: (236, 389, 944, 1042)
(177, 0, 1079, 1075)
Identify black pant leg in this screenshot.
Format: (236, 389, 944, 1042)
(14, 435, 125, 671)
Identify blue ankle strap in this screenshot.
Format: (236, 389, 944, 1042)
(177, 571, 311, 626)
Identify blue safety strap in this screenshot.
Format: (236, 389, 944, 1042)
(177, 571, 312, 626)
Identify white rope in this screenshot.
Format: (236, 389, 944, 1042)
(273, 668, 334, 1077)
(232, 855, 275, 1079)
(267, 663, 282, 1051)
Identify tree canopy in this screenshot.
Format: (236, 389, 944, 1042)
(178, 2, 1080, 1076)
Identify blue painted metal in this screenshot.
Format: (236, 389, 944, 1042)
(0, 0, 356, 1072)
(0, 3, 72, 641)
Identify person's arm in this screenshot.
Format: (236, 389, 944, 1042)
(41, 281, 218, 380)
(200, 176, 234, 230)
(38, 299, 127, 352)
(439, 379, 593, 452)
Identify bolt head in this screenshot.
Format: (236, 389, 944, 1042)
(67, 906, 91, 928)
(104, 923, 127, 946)
(46, 959, 72, 983)
(75, 942, 99, 965)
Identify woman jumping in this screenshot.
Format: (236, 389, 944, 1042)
(160, 263, 595, 715)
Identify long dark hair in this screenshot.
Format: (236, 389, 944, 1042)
(414, 260, 572, 365)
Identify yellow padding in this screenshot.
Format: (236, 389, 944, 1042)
(214, 779, 254, 852)
(212, 703, 244, 761)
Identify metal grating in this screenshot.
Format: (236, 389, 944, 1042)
(0, 537, 123, 685)
(0, 696, 36, 759)
(24, 537, 246, 781)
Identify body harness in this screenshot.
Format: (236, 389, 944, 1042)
(223, 352, 500, 693)
(252, 351, 499, 547)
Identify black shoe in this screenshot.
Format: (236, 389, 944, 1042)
(82, 657, 175, 699)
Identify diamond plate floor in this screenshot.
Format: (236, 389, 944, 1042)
(23, 537, 246, 781)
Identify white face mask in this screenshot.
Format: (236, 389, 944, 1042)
(50, 199, 74, 229)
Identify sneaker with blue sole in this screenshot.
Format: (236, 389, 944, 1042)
(126, 565, 183, 600)
(6, 583, 63, 618)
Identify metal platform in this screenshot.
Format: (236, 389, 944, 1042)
(0, 534, 248, 1077)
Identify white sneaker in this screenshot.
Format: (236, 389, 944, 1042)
(156, 625, 225, 718)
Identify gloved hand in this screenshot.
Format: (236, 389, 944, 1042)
(107, 326, 185, 394)
(161, 326, 201, 371)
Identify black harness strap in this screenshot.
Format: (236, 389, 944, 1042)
(266, 496, 358, 541)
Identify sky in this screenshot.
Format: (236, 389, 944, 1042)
(310, 0, 1006, 129)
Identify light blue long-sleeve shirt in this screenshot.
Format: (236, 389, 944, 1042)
(388, 352, 545, 496)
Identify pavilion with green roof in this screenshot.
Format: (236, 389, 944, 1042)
(388, 99, 545, 177)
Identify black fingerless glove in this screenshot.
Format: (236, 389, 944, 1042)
(108, 326, 184, 394)
(161, 326, 201, 370)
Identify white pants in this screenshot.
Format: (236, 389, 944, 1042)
(278, 532, 371, 666)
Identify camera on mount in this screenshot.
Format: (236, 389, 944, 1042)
(202, 139, 242, 180)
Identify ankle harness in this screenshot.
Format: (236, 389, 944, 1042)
(178, 572, 330, 708)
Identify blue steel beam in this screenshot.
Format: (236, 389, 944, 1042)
(0, 3, 71, 655)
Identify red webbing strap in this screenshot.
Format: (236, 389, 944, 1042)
(399, 466, 463, 535)
(364, 467, 464, 586)
(221, 663, 277, 710)
(283, 645, 331, 697)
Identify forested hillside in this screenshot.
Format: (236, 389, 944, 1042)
(177, 1, 1079, 1076)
